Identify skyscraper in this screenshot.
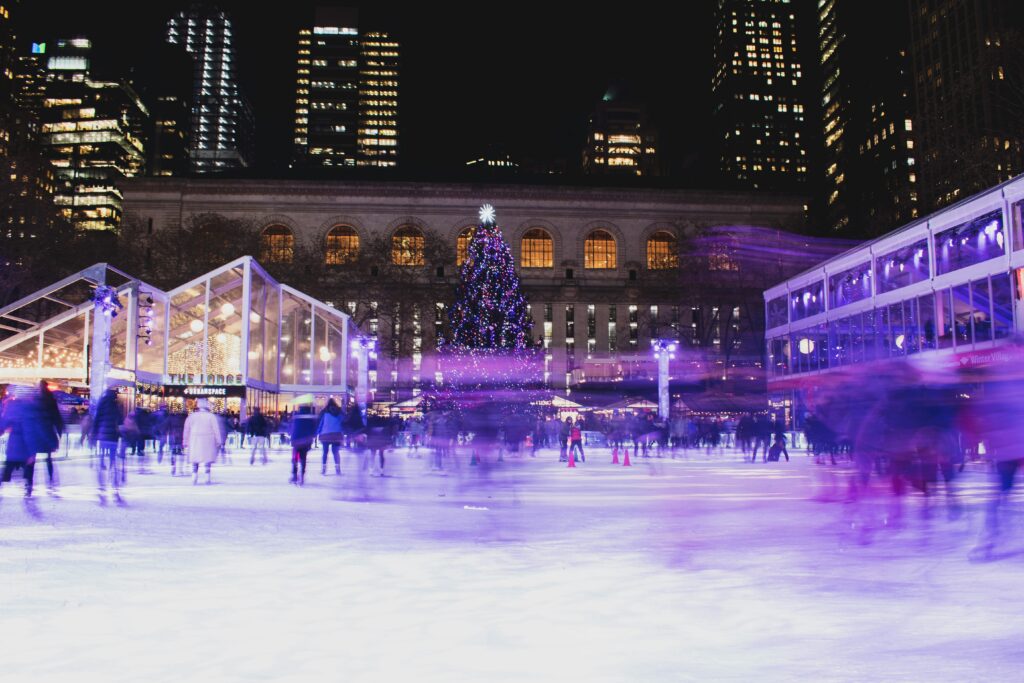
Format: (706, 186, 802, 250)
(292, 6, 398, 170)
(37, 38, 148, 231)
(818, 0, 918, 236)
(167, 3, 254, 174)
(293, 6, 360, 168)
(909, 0, 1024, 212)
(0, 0, 16, 158)
(356, 30, 398, 167)
(582, 88, 659, 178)
(712, 0, 810, 191)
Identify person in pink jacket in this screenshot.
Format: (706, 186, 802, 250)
(183, 398, 224, 485)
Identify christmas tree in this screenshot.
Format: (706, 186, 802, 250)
(443, 204, 537, 391)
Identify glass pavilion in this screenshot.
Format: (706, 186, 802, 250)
(0, 257, 358, 415)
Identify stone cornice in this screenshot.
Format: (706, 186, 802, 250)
(121, 177, 804, 216)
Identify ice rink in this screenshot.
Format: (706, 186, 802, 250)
(2, 443, 1022, 682)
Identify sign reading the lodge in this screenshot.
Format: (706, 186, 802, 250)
(166, 373, 244, 386)
(138, 374, 247, 399)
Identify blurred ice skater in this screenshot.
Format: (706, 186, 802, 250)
(184, 398, 224, 485)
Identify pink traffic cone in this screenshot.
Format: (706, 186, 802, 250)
(623, 449, 631, 467)
(567, 452, 576, 468)
(611, 446, 619, 465)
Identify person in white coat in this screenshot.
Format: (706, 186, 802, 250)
(183, 398, 224, 485)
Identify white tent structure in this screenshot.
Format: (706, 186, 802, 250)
(0, 257, 359, 416)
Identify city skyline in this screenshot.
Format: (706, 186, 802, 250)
(17, 1, 717, 179)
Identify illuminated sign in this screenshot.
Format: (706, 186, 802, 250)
(166, 373, 243, 386)
(32, 42, 46, 54)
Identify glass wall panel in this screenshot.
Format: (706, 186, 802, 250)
(952, 284, 972, 347)
(937, 288, 953, 349)
(770, 337, 790, 376)
(327, 316, 345, 387)
(767, 295, 788, 329)
(108, 291, 129, 369)
(877, 306, 891, 357)
(889, 302, 905, 356)
(312, 311, 333, 385)
(830, 318, 850, 367)
(862, 310, 878, 361)
(971, 279, 993, 343)
(1013, 201, 1024, 252)
(168, 282, 207, 375)
(875, 239, 929, 294)
(248, 274, 266, 383)
(0, 335, 41, 371)
(206, 267, 244, 377)
(136, 298, 166, 374)
(816, 324, 829, 370)
(849, 313, 864, 364)
(41, 312, 87, 370)
(828, 262, 872, 310)
(790, 281, 825, 322)
(263, 286, 280, 385)
(904, 297, 920, 355)
(934, 210, 1005, 275)
(918, 294, 937, 351)
(281, 293, 312, 385)
(992, 273, 1013, 340)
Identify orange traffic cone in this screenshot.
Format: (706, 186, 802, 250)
(611, 446, 619, 465)
(622, 448, 631, 467)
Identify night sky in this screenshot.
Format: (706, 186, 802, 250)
(19, 1, 716, 180)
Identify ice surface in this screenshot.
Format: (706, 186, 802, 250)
(1, 444, 1022, 682)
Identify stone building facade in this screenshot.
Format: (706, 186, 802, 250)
(122, 178, 804, 397)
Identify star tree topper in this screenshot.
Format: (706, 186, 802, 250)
(478, 203, 496, 225)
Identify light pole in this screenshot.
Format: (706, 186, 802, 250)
(651, 339, 677, 421)
(350, 336, 376, 414)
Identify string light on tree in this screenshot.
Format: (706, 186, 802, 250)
(443, 204, 539, 392)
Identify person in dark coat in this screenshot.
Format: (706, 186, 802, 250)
(289, 405, 318, 485)
(151, 404, 169, 463)
(364, 413, 395, 475)
(164, 410, 187, 475)
(247, 407, 271, 466)
(0, 385, 43, 497)
(90, 388, 124, 503)
(37, 381, 65, 492)
(316, 399, 345, 475)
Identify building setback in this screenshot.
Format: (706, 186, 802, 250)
(122, 177, 804, 397)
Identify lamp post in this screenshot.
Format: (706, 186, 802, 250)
(651, 339, 677, 421)
(350, 336, 376, 414)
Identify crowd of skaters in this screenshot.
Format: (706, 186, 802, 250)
(5, 373, 1024, 560)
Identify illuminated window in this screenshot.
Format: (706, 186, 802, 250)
(260, 225, 294, 263)
(521, 228, 553, 268)
(647, 231, 679, 269)
(584, 230, 616, 269)
(456, 227, 474, 266)
(392, 226, 424, 266)
(325, 225, 359, 264)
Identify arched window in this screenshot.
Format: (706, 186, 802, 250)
(391, 226, 425, 266)
(584, 229, 617, 269)
(521, 228, 553, 268)
(325, 225, 360, 265)
(260, 225, 294, 264)
(646, 231, 679, 270)
(456, 227, 475, 266)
